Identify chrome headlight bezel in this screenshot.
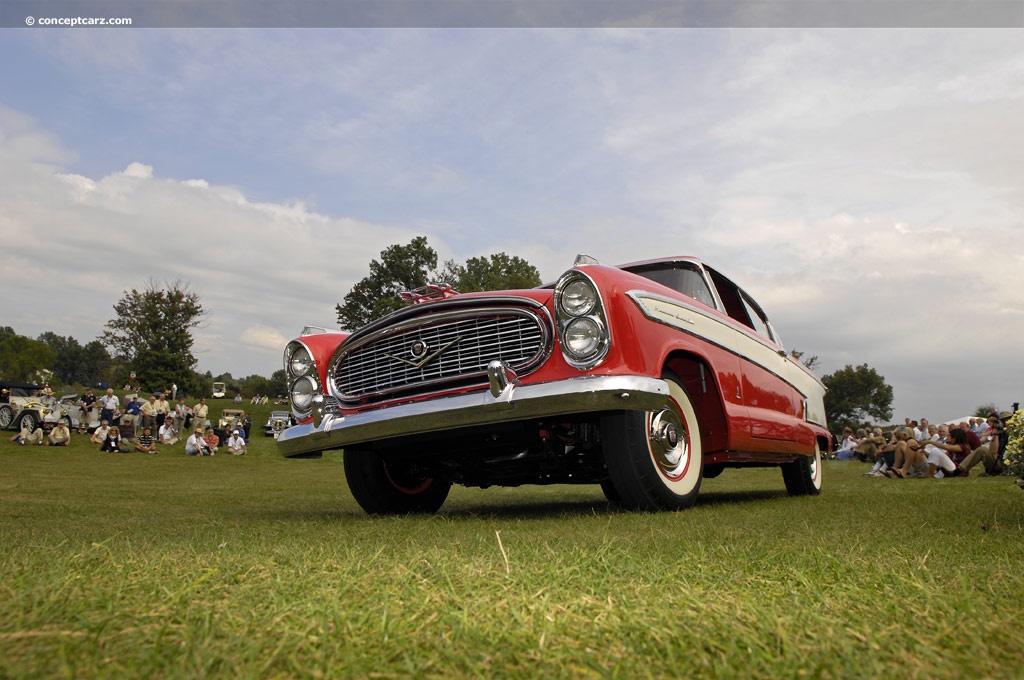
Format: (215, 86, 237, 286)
(554, 270, 611, 369)
(289, 375, 318, 417)
(285, 342, 314, 379)
(283, 341, 320, 419)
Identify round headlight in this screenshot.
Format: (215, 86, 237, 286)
(563, 317, 604, 358)
(559, 279, 598, 317)
(290, 376, 316, 413)
(287, 344, 314, 378)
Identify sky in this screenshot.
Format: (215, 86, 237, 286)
(1, 3, 1022, 424)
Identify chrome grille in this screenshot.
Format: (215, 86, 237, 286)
(332, 308, 550, 403)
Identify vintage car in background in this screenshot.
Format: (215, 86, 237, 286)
(211, 382, 227, 398)
(216, 409, 248, 439)
(277, 255, 830, 514)
(263, 410, 295, 438)
(0, 381, 96, 433)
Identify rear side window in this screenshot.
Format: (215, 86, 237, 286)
(706, 267, 776, 342)
(632, 263, 716, 308)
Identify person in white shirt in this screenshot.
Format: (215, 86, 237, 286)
(90, 420, 111, 445)
(159, 421, 178, 445)
(99, 388, 120, 426)
(184, 428, 211, 456)
(226, 430, 247, 456)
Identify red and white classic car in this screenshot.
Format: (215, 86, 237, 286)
(277, 255, 829, 514)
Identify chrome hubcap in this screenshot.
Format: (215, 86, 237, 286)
(649, 409, 688, 475)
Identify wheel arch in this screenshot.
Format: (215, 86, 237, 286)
(663, 351, 729, 454)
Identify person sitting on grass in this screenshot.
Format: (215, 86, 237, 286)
(203, 427, 220, 455)
(955, 414, 1008, 477)
(884, 427, 926, 478)
(226, 430, 247, 456)
(921, 427, 972, 477)
(834, 427, 858, 460)
(920, 424, 958, 478)
(134, 426, 158, 454)
(98, 425, 125, 453)
(185, 427, 212, 456)
(10, 421, 45, 445)
(855, 428, 886, 464)
(47, 421, 71, 446)
(159, 419, 178, 446)
(90, 420, 110, 445)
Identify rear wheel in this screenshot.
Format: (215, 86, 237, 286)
(344, 448, 452, 515)
(782, 443, 823, 496)
(601, 372, 703, 511)
(0, 405, 13, 429)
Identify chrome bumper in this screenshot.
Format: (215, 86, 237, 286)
(276, 374, 669, 459)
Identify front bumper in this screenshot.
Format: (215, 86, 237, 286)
(276, 374, 669, 459)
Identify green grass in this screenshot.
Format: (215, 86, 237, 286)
(3, 405, 1024, 678)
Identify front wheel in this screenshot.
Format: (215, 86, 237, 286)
(16, 411, 39, 433)
(782, 443, 823, 496)
(344, 448, 452, 515)
(601, 372, 703, 511)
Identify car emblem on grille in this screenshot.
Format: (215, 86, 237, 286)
(386, 336, 462, 369)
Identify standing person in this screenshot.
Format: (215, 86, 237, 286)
(193, 398, 210, 432)
(47, 421, 71, 446)
(123, 396, 142, 431)
(175, 398, 192, 433)
(226, 430, 247, 455)
(99, 388, 120, 427)
(140, 395, 158, 431)
(155, 393, 170, 431)
(78, 388, 97, 433)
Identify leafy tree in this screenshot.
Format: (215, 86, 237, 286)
(822, 363, 894, 431)
(336, 238, 545, 331)
(974, 403, 998, 418)
(335, 237, 438, 330)
(101, 280, 205, 390)
(788, 349, 820, 372)
(439, 253, 541, 292)
(268, 369, 288, 399)
(38, 332, 112, 387)
(0, 327, 56, 383)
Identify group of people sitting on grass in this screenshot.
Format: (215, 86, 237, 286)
(10, 418, 247, 456)
(834, 413, 1011, 479)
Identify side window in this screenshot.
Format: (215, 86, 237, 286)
(739, 293, 773, 341)
(633, 264, 716, 308)
(706, 267, 775, 342)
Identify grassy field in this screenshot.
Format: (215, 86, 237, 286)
(3, 400, 1023, 678)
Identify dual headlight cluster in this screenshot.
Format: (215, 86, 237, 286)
(554, 271, 610, 368)
(284, 341, 319, 419)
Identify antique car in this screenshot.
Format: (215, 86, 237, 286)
(217, 409, 247, 438)
(0, 381, 93, 433)
(264, 410, 295, 438)
(277, 255, 830, 514)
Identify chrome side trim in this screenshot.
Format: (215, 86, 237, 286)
(276, 374, 669, 458)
